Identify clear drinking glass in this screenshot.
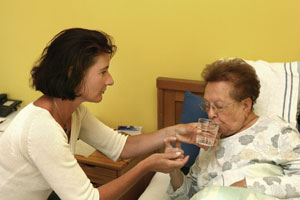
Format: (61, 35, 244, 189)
(196, 118, 219, 146)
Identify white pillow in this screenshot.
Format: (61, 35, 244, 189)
(244, 60, 300, 128)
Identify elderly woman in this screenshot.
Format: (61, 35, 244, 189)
(166, 58, 300, 199)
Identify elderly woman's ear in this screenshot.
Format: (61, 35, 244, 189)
(242, 97, 253, 113)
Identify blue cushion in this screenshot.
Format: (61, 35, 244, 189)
(179, 91, 208, 168)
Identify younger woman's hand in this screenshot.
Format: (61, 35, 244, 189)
(142, 137, 189, 173)
(164, 137, 183, 157)
(172, 123, 211, 150)
(144, 152, 189, 173)
(171, 123, 198, 144)
(175, 123, 221, 150)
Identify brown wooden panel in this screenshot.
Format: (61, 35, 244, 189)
(175, 101, 183, 124)
(175, 90, 185, 101)
(76, 150, 130, 170)
(157, 77, 205, 93)
(163, 90, 176, 127)
(157, 88, 164, 129)
(78, 163, 117, 185)
(175, 91, 185, 124)
(156, 77, 206, 129)
(118, 154, 145, 176)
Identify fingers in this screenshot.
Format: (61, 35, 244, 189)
(175, 123, 200, 144)
(213, 138, 219, 148)
(161, 153, 190, 173)
(175, 133, 192, 144)
(188, 122, 199, 128)
(167, 155, 190, 172)
(164, 137, 176, 153)
(173, 123, 194, 135)
(149, 152, 190, 173)
(181, 155, 189, 165)
(163, 150, 184, 160)
(164, 136, 177, 147)
(164, 137, 184, 155)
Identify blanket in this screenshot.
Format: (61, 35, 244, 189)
(191, 163, 283, 200)
(190, 186, 278, 200)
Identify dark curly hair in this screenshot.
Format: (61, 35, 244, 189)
(31, 28, 117, 100)
(201, 58, 261, 108)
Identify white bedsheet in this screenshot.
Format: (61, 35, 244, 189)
(138, 172, 171, 200)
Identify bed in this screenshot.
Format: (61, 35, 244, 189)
(138, 59, 300, 200)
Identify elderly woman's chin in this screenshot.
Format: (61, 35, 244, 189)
(218, 128, 234, 138)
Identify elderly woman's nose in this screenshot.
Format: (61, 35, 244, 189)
(207, 108, 217, 119)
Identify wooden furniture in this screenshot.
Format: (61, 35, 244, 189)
(76, 151, 153, 200)
(157, 77, 205, 129)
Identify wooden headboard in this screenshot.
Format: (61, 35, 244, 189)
(157, 77, 206, 129)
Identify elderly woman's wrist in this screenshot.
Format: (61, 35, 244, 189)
(169, 168, 183, 178)
(169, 169, 184, 191)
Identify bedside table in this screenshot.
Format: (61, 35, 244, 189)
(75, 151, 154, 200)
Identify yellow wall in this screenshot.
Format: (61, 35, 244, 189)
(1, 0, 300, 132)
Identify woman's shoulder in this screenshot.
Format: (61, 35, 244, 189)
(259, 115, 292, 124)
(5, 103, 65, 147)
(12, 103, 52, 123)
(21, 103, 58, 128)
(255, 115, 297, 132)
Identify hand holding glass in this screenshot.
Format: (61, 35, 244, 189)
(196, 118, 219, 146)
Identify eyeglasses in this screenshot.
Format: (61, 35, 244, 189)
(199, 101, 235, 114)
